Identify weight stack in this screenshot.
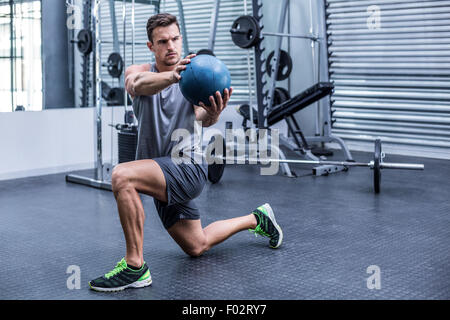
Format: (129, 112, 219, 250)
(118, 126, 138, 163)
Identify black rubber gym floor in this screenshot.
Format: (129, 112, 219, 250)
(0, 150, 449, 300)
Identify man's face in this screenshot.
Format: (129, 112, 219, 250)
(148, 23, 182, 67)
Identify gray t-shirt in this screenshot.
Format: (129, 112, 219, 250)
(132, 63, 203, 162)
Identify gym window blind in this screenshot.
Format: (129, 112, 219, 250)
(326, 0, 450, 158)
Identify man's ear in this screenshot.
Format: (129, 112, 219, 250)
(147, 41, 154, 52)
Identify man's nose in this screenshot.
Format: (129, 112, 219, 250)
(167, 40, 175, 50)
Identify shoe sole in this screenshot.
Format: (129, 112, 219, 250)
(89, 277, 152, 292)
(262, 203, 283, 249)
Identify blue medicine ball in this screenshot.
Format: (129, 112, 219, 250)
(179, 55, 231, 107)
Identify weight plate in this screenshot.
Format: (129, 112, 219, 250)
(105, 87, 132, 106)
(118, 131, 138, 164)
(101, 81, 111, 100)
(207, 135, 226, 184)
(107, 87, 123, 104)
(266, 50, 293, 81)
(107, 52, 124, 78)
(374, 139, 382, 194)
(197, 49, 215, 56)
(273, 87, 290, 106)
(237, 104, 258, 125)
(77, 29, 93, 55)
(230, 15, 260, 49)
(208, 163, 226, 184)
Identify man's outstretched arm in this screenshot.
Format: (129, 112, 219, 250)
(125, 54, 196, 98)
(125, 65, 173, 98)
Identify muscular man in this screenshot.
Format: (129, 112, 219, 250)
(89, 13, 283, 292)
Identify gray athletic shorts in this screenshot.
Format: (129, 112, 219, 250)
(153, 156, 208, 230)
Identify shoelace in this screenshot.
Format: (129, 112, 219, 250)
(249, 224, 271, 238)
(105, 259, 127, 279)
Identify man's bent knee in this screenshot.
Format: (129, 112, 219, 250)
(185, 239, 209, 258)
(111, 164, 134, 194)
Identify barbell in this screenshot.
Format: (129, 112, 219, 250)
(207, 139, 424, 194)
(230, 15, 321, 49)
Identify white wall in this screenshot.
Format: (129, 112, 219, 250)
(0, 107, 125, 181)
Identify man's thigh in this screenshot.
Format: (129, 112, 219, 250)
(154, 199, 201, 229)
(153, 156, 207, 205)
(113, 159, 167, 202)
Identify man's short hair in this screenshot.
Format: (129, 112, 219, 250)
(146, 13, 180, 43)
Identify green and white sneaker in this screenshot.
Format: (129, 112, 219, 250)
(89, 258, 152, 292)
(249, 203, 283, 248)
